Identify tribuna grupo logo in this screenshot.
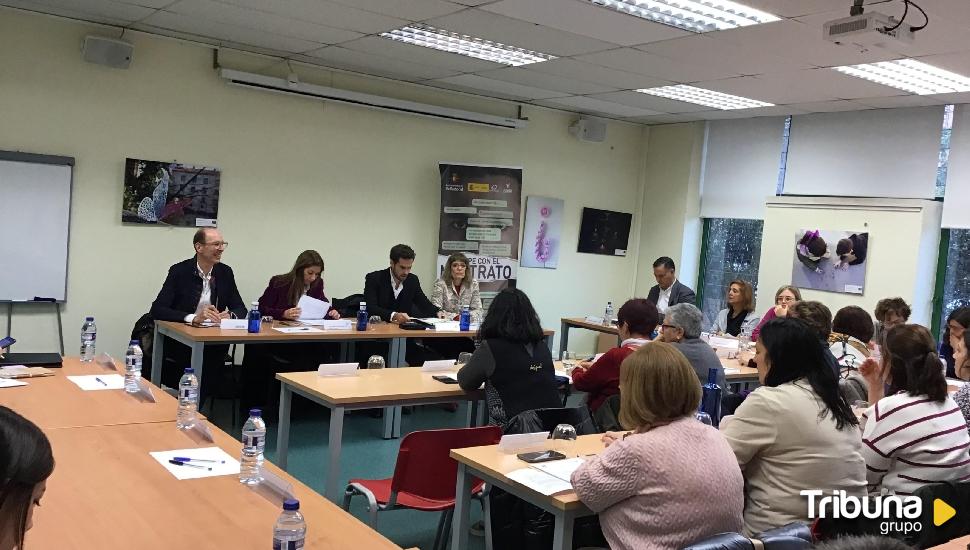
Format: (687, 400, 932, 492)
(802, 490, 957, 535)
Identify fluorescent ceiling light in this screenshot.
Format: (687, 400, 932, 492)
(833, 59, 970, 95)
(586, 0, 779, 33)
(380, 24, 555, 67)
(637, 85, 774, 109)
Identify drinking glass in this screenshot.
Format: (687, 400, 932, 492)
(457, 352, 473, 365)
(561, 351, 577, 371)
(367, 355, 386, 369)
(695, 411, 713, 426)
(551, 423, 577, 454)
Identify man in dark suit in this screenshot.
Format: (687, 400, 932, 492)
(150, 228, 246, 390)
(646, 256, 696, 315)
(363, 244, 441, 365)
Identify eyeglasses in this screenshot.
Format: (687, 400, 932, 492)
(776, 296, 795, 304)
(661, 324, 679, 330)
(205, 241, 229, 249)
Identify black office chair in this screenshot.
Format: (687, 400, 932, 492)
(683, 522, 812, 550)
(202, 344, 243, 428)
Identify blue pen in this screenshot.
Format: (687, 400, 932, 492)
(94, 377, 108, 386)
(168, 459, 212, 470)
(173, 456, 225, 464)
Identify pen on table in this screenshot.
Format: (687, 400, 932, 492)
(168, 459, 212, 470)
(94, 377, 108, 386)
(173, 456, 226, 464)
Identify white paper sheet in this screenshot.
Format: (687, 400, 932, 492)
(708, 336, 739, 350)
(149, 447, 240, 480)
(433, 322, 479, 332)
(322, 319, 352, 330)
(297, 295, 331, 320)
(421, 360, 457, 372)
(317, 363, 359, 377)
(0, 378, 28, 388)
(220, 319, 248, 330)
(506, 468, 573, 496)
(67, 374, 125, 391)
(273, 326, 323, 334)
(554, 371, 572, 384)
(498, 432, 549, 453)
(531, 457, 585, 482)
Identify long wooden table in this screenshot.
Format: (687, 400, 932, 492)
(0, 357, 179, 429)
(276, 367, 485, 502)
(451, 433, 604, 550)
(558, 317, 618, 358)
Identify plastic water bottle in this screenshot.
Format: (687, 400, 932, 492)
(603, 302, 614, 326)
(273, 499, 307, 550)
(459, 305, 471, 332)
(80, 317, 97, 362)
(240, 408, 266, 485)
(356, 302, 368, 331)
(701, 367, 722, 427)
(176, 367, 199, 429)
(124, 339, 143, 393)
(247, 301, 262, 333)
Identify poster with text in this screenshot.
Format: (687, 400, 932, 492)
(791, 228, 869, 294)
(122, 158, 220, 227)
(521, 196, 564, 269)
(438, 163, 522, 308)
(577, 207, 632, 256)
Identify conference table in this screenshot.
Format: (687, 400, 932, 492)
(0, 356, 403, 550)
(558, 317, 619, 358)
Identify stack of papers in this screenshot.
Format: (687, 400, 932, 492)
(507, 457, 586, 496)
(297, 295, 331, 320)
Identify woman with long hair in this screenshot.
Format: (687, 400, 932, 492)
(711, 280, 759, 337)
(0, 406, 54, 550)
(951, 328, 970, 433)
(257, 250, 339, 321)
(721, 317, 865, 535)
(571, 343, 743, 550)
(427, 253, 483, 360)
(858, 324, 970, 494)
(941, 307, 970, 378)
(750, 285, 801, 341)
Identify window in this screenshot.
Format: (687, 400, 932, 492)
(776, 115, 792, 194)
(936, 104, 954, 199)
(697, 218, 764, 330)
(939, 229, 970, 340)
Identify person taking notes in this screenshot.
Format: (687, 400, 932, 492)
(257, 250, 339, 321)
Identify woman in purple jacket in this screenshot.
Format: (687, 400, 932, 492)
(258, 250, 340, 321)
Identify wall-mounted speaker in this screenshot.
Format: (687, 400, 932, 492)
(81, 35, 133, 69)
(568, 117, 607, 143)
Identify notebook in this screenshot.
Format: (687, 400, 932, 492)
(0, 353, 63, 367)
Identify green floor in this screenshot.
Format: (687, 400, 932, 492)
(207, 396, 486, 550)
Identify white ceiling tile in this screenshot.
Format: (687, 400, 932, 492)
(913, 51, 970, 77)
(576, 48, 742, 83)
(211, 0, 407, 34)
(432, 74, 568, 100)
(922, 0, 970, 26)
(450, 0, 495, 5)
(709, 19, 899, 68)
(425, 8, 617, 57)
(933, 91, 970, 104)
(141, 10, 328, 52)
(696, 69, 907, 105)
(327, 0, 465, 21)
(739, 0, 846, 18)
(587, 90, 712, 113)
(165, 1, 362, 44)
(638, 34, 814, 75)
(852, 95, 950, 109)
(301, 46, 460, 81)
(481, 0, 691, 46)
(626, 113, 709, 124)
(537, 95, 662, 117)
(528, 58, 674, 90)
(794, 9, 970, 58)
(110, 0, 174, 7)
(787, 100, 871, 112)
(2, 0, 155, 21)
(340, 35, 503, 72)
(474, 67, 619, 95)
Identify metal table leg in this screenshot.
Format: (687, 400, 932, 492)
(558, 320, 569, 358)
(384, 337, 406, 438)
(325, 406, 345, 502)
(552, 510, 575, 550)
(450, 462, 473, 550)
(151, 323, 164, 386)
(276, 384, 293, 470)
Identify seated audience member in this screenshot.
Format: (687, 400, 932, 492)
(571, 343, 743, 550)
(659, 303, 726, 389)
(750, 285, 801, 341)
(711, 280, 759, 337)
(941, 307, 970, 378)
(873, 297, 910, 347)
(150, 228, 246, 390)
(457, 288, 560, 427)
(572, 299, 658, 413)
(721, 318, 865, 535)
(0, 406, 54, 550)
(952, 329, 970, 433)
(428, 253, 482, 359)
(242, 250, 339, 413)
(787, 300, 840, 376)
(858, 324, 970, 494)
(363, 244, 441, 366)
(647, 257, 696, 315)
(828, 306, 875, 370)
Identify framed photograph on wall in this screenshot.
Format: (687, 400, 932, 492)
(521, 196, 564, 269)
(791, 228, 869, 294)
(122, 158, 221, 227)
(577, 207, 632, 257)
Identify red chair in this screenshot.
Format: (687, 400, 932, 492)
(342, 425, 502, 550)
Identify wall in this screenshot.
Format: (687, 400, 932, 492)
(1, 10, 649, 357)
(757, 197, 943, 326)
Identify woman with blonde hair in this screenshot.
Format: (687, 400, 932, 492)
(571, 343, 743, 550)
(429, 253, 484, 360)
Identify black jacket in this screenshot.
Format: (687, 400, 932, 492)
(150, 257, 247, 322)
(646, 279, 696, 308)
(363, 268, 438, 322)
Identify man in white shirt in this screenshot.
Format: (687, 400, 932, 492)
(646, 256, 696, 315)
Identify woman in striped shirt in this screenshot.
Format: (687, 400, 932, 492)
(858, 324, 970, 495)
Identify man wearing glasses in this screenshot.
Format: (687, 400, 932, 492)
(149, 228, 246, 388)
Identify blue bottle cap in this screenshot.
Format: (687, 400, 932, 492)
(249, 408, 262, 417)
(86, 316, 94, 321)
(130, 339, 139, 345)
(283, 499, 300, 511)
(184, 367, 194, 373)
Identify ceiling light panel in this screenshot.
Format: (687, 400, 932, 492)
(833, 59, 970, 95)
(586, 0, 780, 33)
(380, 24, 555, 66)
(636, 85, 774, 109)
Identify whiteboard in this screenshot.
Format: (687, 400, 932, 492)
(0, 152, 73, 302)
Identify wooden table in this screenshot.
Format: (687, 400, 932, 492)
(558, 317, 618, 359)
(276, 367, 484, 502)
(0, 357, 179, 429)
(27, 421, 401, 549)
(720, 355, 760, 390)
(450, 433, 604, 550)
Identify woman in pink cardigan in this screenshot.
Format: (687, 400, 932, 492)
(571, 343, 744, 550)
(751, 285, 801, 341)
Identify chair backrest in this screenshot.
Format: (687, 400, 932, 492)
(684, 523, 812, 550)
(390, 426, 502, 502)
